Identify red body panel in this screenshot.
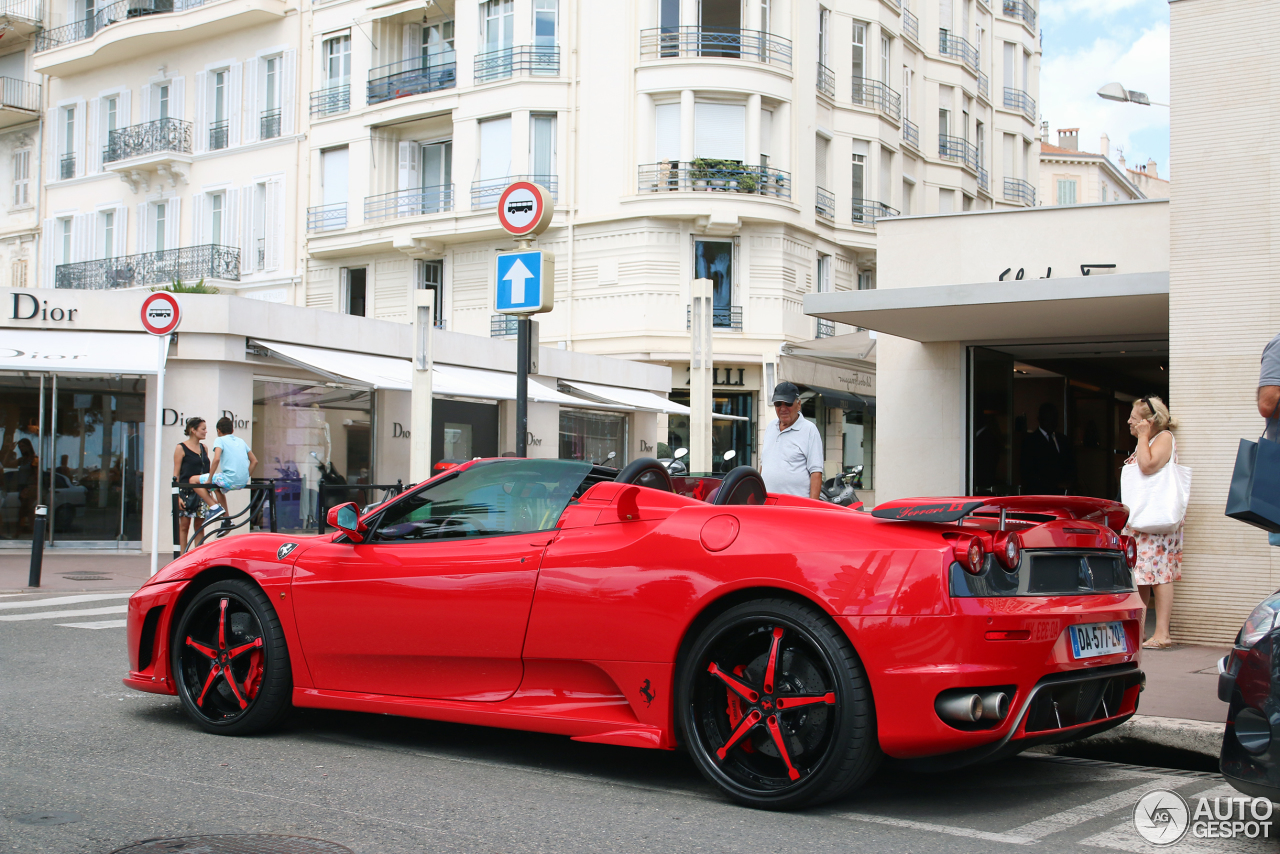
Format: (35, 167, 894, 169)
(124, 463, 1144, 760)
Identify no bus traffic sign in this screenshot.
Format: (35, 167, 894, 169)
(497, 181, 553, 237)
(140, 292, 182, 336)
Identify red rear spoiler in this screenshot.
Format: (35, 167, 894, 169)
(871, 495, 1129, 532)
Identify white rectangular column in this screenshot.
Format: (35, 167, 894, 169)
(689, 277, 714, 473)
(409, 289, 434, 483)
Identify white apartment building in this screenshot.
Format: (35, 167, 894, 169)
(0, 0, 44, 290)
(1038, 128, 1144, 205)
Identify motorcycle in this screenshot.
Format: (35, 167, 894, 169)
(820, 465, 864, 507)
(661, 447, 689, 476)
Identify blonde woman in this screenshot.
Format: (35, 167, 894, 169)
(1122, 396, 1180, 649)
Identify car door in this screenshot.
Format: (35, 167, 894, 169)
(290, 459, 589, 702)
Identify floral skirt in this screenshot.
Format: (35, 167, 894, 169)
(1122, 524, 1183, 585)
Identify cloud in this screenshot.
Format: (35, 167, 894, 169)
(1042, 0, 1165, 22)
(1038, 22, 1170, 176)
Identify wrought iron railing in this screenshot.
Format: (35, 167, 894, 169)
(491, 314, 519, 337)
(852, 200, 899, 225)
(311, 84, 350, 116)
(1004, 87, 1036, 122)
(364, 185, 454, 222)
(815, 186, 835, 221)
(1003, 0, 1036, 30)
(260, 109, 281, 140)
(0, 0, 43, 23)
(637, 161, 791, 199)
(0, 77, 40, 112)
(939, 134, 979, 171)
(307, 202, 347, 232)
(256, 237, 264, 270)
(817, 61, 834, 97)
(474, 45, 558, 83)
(977, 72, 989, 101)
(851, 77, 901, 122)
(59, 153, 74, 179)
(902, 118, 919, 149)
(208, 119, 228, 151)
(368, 53, 456, 103)
(639, 26, 792, 67)
(902, 7, 919, 42)
(471, 175, 556, 209)
(939, 30, 978, 71)
(55, 244, 240, 289)
(35, 0, 206, 52)
(816, 319, 835, 339)
(687, 305, 743, 331)
(104, 117, 191, 163)
(977, 166, 990, 195)
(1004, 177, 1035, 206)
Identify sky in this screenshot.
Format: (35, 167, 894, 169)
(1038, 0, 1171, 179)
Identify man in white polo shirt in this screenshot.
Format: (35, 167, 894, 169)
(760, 382, 825, 499)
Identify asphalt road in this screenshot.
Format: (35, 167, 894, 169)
(0, 590, 1263, 854)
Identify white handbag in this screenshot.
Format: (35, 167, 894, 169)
(1121, 434, 1192, 534)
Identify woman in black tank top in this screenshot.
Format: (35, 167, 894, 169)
(172, 417, 213, 550)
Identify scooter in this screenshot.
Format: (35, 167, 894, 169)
(661, 447, 689, 476)
(820, 465, 863, 507)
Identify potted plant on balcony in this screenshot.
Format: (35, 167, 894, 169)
(690, 158, 713, 190)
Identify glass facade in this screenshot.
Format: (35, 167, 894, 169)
(666, 390, 754, 472)
(559, 408, 628, 467)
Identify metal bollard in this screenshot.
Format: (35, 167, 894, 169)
(28, 505, 47, 588)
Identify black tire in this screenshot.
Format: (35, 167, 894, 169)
(170, 578, 292, 736)
(677, 598, 881, 809)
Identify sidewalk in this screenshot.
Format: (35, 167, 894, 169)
(0, 551, 171, 594)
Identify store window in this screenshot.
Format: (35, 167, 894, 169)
(843, 403, 875, 488)
(666, 389, 753, 472)
(559, 408, 628, 467)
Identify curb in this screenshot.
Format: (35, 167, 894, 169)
(1033, 714, 1225, 761)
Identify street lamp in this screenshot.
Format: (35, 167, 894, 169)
(1097, 82, 1168, 107)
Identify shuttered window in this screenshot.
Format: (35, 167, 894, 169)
(655, 103, 680, 162)
(479, 116, 512, 180)
(693, 102, 745, 161)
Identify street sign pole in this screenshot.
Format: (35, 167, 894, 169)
(516, 316, 529, 458)
(140, 292, 181, 576)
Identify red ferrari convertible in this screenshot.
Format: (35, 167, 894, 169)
(125, 458, 1144, 809)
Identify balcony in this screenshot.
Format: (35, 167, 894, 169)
(977, 71, 989, 102)
(639, 27, 792, 68)
(471, 175, 556, 210)
(474, 45, 558, 83)
(490, 314, 518, 337)
(902, 8, 919, 43)
(816, 319, 835, 339)
(902, 119, 919, 150)
(368, 53, 456, 104)
(687, 304, 743, 331)
(815, 186, 835, 221)
(1003, 0, 1036, 30)
(208, 119, 228, 151)
(259, 109, 280, 140)
(1004, 177, 1035, 206)
(33, 0, 287, 76)
(55, 244, 240, 289)
(938, 31, 978, 72)
(637, 161, 791, 200)
(311, 84, 350, 117)
(978, 166, 990, 196)
(103, 118, 192, 192)
(307, 202, 347, 233)
(0, 0, 44, 39)
(817, 61, 834, 97)
(364, 185, 454, 222)
(939, 134, 979, 172)
(1003, 87, 1037, 122)
(0, 78, 40, 130)
(851, 77, 901, 123)
(852, 200, 899, 226)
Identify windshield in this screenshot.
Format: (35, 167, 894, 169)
(370, 459, 593, 542)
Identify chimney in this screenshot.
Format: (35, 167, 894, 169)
(1100, 133, 1110, 159)
(1057, 128, 1079, 150)
(1117, 147, 1125, 168)
(1040, 120, 1049, 143)
(1146, 159, 1158, 179)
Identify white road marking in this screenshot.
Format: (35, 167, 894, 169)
(0, 592, 132, 611)
(1006, 777, 1202, 840)
(831, 812, 1035, 844)
(56, 619, 128, 630)
(0, 605, 128, 622)
(1080, 784, 1276, 853)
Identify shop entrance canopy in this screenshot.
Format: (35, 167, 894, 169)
(0, 329, 162, 375)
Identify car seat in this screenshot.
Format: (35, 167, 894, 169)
(712, 466, 768, 506)
(614, 458, 673, 492)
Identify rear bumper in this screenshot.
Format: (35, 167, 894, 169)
(1219, 637, 1280, 800)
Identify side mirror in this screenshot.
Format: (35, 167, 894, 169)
(723, 449, 737, 461)
(327, 501, 368, 543)
(674, 447, 689, 459)
(606, 451, 617, 461)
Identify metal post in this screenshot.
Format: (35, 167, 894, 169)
(48, 373, 56, 544)
(317, 483, 326, 535)
(36, 373, 44, 510)
(516, 316, 529, 457)
(149, 333, 169, 576)
(28, 506, 46, 588)
(170, 477, 180, 559)
(268, 479, 278, 533)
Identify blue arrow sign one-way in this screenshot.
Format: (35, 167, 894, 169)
(496, 250, 551, 314)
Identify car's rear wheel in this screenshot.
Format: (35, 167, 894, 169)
(171, 578, 292, 735)
(677, 598, 880, 809)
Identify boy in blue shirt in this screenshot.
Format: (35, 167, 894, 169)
(189, 416, 257, 523)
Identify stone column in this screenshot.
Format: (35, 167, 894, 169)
(689, 277, 714, 473)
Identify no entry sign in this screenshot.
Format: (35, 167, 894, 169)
(140, 292, 182, 336)
(497, 181, 553, 237)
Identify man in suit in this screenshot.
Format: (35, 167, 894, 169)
(1020, 402, 1074, 495)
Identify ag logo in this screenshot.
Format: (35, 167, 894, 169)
(277, 543, 299, 561)
(1133, 789, 1190, 845)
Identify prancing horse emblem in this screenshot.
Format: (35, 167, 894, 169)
(277, 543, 298, 561)
(639, 679, 655, 706)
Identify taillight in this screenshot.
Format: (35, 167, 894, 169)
(1121, 535, 1138, 569)
(959, 536, 986, 574)
(995, 531, 1021, 571)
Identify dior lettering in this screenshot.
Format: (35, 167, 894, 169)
(220, 410, 251, 430)
(392, 422, 410, 439)
(11, 293, 77, 322)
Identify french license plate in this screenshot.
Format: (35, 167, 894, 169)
(1069, 621, 1128, 659)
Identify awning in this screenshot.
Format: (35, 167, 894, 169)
(433, 364, 589, 406)
(803, 272, 1169, 343)
(562, 380, 689, 414)
(804, 385, 868, 409)
(0, 329, 162, 375)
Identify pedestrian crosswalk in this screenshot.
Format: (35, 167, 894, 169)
(0, 592, 132, 630)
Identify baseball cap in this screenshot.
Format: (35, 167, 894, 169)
(771, 381, 800, 405)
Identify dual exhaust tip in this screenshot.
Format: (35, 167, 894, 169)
(936, 690, 1010, 723)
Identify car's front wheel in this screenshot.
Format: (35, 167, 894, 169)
(170, 578, 292, 735)
(677, 598, 880, 809)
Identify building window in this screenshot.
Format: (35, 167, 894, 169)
(12, 259, 27, 288)
(60, 218, 72, 264)
(154, 202, 167, 252)
(851, 22, 865, 103)
(211, 70, 229, 150)
(761, 0, 770, 32)
(344, 267, 367, 316)
(262, 56, 281, 139)
(61, 106, 75, 179)
(325, 34, 352, 84)
(531, 114, 555, 179)
(818, 6, 829, 66)
(478, 115, 512, 184)
(422, 258, 445, 328)
(424, 21, 454, 57)
(858, 270, 873, 290)
(851, 151, 866, 210)
(101, 210, 114, 259)
(158, 84, 171, 119)
(106, 96, 118, 133)
(902, 178, 913, 215)
(533, 0, 557, 46)
(694, 240, 733, 322)
(817, 254, 832, 293)
(12, 150, 29, 207)
(880, 35, 890, 84)
(421, 140, 452, 211)
(1057, 178, 1077, 205)
(693, 102, 745, 161)
(481, 0, 514, 53)
(210, 193, 224, 245)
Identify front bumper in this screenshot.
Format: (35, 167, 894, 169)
(122, 579, 188, 696)
(1219, 636, 1280, 800)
